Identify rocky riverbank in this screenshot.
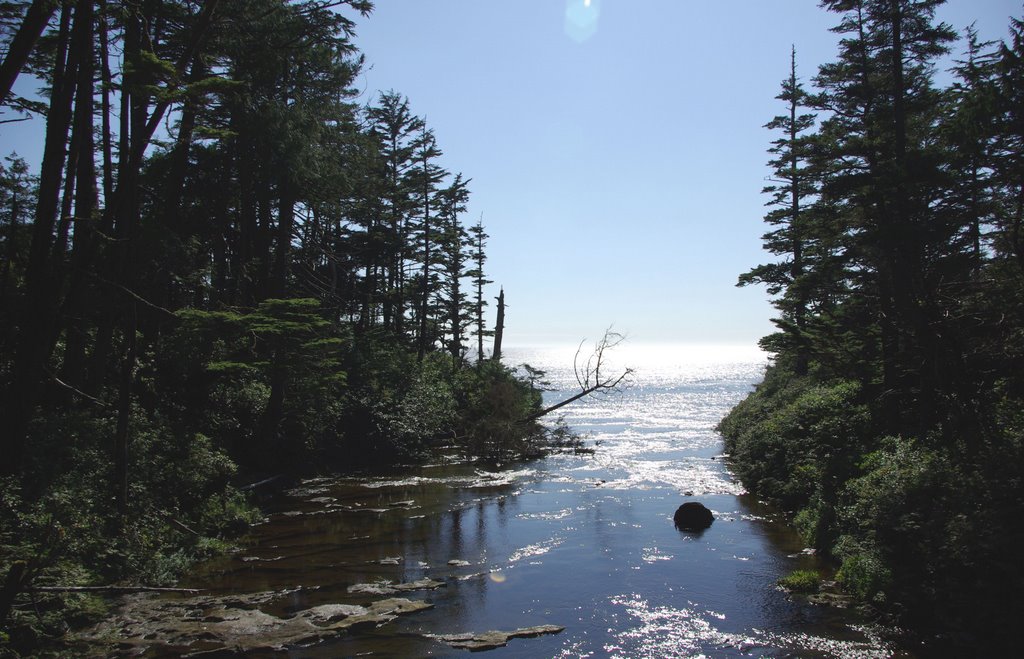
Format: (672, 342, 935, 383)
(73, 577, 563, 655)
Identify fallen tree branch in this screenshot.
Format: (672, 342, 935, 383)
(523, 328, 633, 422)
(522, 374, 629, 422)
(85, 270, 178, 319)
(239, 474, 288, 491)
(45, 368, 111, 408)
(157, 510, 200, 536)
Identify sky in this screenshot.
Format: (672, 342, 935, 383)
(347, 0, 1020, 348)
(1, 0, 1020, 349)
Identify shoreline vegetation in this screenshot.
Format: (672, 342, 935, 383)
(0, 328, 596, 654)
(0, 2, 625, 653)
(719, 2, 1024, 654)
(0, 0, 1021, 656)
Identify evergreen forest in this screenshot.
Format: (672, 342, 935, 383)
(0, 1, 571, 651)
(719, 0, 1024, 651)
(1, 0, 1023, 655)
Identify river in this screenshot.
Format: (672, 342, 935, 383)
(123, 344, 904, 657)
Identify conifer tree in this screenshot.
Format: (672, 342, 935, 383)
(939, 26, 999, 273)
(410, 127, 447, 359)
(0, 154, 34, 304)
(813, 0, 955, 434)
(723, 7, 1024, 650)
(437, 174, 471, 364)
(366, 91, 424, 333)
(0, 0, 60, 109)
(466, 215, 492, 364)
(991, 17, 1024, 268)
(739, 47, 817, 374)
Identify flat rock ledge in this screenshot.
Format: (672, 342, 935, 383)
(73, 589, 434, 656)
(427, 624, 565, 651)
(806, 591, 855, 608)
(346, 577, 446, 595)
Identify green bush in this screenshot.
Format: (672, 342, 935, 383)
(454, 359, 549, 460)
(793, 497, 827, 546)
(726, 363, 1024, 649)
(833, 535, 890, 601)
(718, 366, 870, 517)
(778, 569, 822, 593)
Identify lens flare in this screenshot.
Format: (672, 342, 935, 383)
(564, 0, 600, 43)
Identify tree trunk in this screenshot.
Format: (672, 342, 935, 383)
(418, 185, 432, 360)
(59, 0, 97, 390)
(0, 175, 24, 300)
(522, 385, 598, 422)
(272, 185, 296, 298)
(2, 3, 76, 475)
(0, 562, 27, 630)
(0, 0, 59, 104)
(113, 309, 136, 520)
(235, 129, 257, 305)
(492, 287, 504, 362)
(788, 48, 808, 376)
(98, 0, 114, 203)
(259, 359, 287, 469)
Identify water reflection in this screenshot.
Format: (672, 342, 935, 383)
(174, 346, 903, 656)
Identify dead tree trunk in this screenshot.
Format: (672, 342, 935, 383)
(492, 287, 505, 362)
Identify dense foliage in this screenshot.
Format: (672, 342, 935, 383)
(720, 1, 1024, 651)
(0, 1, 562, 652)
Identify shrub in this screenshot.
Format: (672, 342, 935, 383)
(778, 569, 822, 593)
(719, 366, 870, 520)
(833, 535, 891, 601)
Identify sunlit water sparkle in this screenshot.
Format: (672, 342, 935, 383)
(179, 343, 904, 657)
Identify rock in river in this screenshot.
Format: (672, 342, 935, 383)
(674, 501, 714, 530)
(347, 577, 445, 595)
(427, 624, 565, 651)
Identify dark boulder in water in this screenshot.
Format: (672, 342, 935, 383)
(674, 502, 714, 530)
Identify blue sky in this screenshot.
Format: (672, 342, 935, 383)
(2, 1, 1019, 349)
(350, 0, 1020, 347)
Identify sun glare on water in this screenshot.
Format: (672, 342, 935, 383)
(504, 342, 767, 392)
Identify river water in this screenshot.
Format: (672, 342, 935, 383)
(179, 344, 902, 657)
